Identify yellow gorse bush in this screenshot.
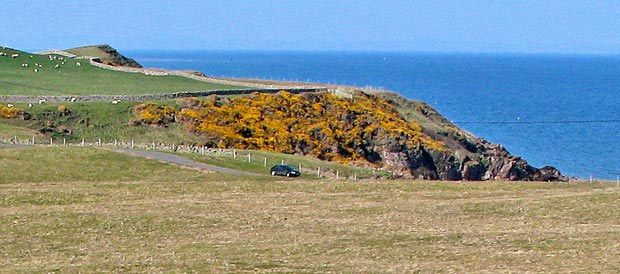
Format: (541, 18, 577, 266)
(0, 105, 21, 119)
(175, 91, 445, 163)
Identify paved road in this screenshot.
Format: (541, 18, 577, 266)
(108, 148, 261, 176)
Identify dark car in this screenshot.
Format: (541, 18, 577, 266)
(270, 164, 301, 177)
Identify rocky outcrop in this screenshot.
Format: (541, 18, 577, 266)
(376, 92, 569, 181)
(95, 44, 142, 68)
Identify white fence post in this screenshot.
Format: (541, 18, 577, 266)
(63, 138, 66, 146)
(50, 138, 53, 146)
(248, 153, 251, 162)
(317, 167, 321, 178)
(32, 136, 35, 145)
(264, 157, 267, 167)
(131, 139, 134, 149)
(336, 170, 339, 180)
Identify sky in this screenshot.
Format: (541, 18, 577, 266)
(3, 0, 620, 54)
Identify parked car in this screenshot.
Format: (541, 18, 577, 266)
(270, 164, 301, 177)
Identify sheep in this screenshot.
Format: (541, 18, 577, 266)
(33, 68, 38, 73)
(38, 99, 46, 104)
(28, 103, 33, 108)
(11, 53, 19, 58)
(112, 99, 121, 104)
(70, 97, 77, 102)
(21, 63, 28, 67)
(75, 62, 81, 67)
(54, 64, 60, 69)
(7, 104, 14, 108)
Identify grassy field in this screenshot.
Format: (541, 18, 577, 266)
(1, 146, 618, 273)
(0, 48, 245, 95)
(1, 100, 203, 144)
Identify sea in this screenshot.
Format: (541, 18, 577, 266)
(127, 50, 620, 180)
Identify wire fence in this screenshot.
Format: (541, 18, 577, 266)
(0, 136, 385, 180)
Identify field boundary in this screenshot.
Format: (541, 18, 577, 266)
(0, 87, 328, 103)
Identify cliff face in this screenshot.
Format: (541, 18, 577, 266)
(376, 92, 568, 181)
(66, 44, 142, 68)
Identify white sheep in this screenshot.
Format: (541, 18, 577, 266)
(112, 99, 121, 104)
(11, 53, 19, 58)
(70, 97, 77, 102)
(28, 103, 33, 108)
(76, 62, 81, 67)
(33, 68, 38, 73)
(54, 64, 60, 69)
(38, 99, 46, 104)
(21, 63, 28, 67)
(7, 104, 14, 108)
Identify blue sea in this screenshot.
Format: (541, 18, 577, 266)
(127, 50, 620, 180)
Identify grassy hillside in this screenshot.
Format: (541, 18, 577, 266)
(0, 146, 618, 272)
(0, 47, 244, 95)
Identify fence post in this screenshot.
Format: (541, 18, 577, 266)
(131, 139, 134, 149)
(298, 163, 302, 171)
(233, 149, 237, 159)
(152, 141, 155, 150)
(317, 167, 321, 178)
(248, 153, 251, 162)
(81, 139, 85, 146)
(336, 170, 339, 180)
(114, 139, 118, 147)
(264, 157, 267, 167)
(32, 136, 35, 145)
(98, 138, 101, 146)
(281, 160, 285, 165)
(354, 173, 357, 181)
(50, 138, 53, 146)
(63, 138, 66, 146)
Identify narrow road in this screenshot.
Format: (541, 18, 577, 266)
(0, 143, 31, 149)
(107, 148, 261, 176)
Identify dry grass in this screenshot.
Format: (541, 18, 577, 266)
(1, 170, 619, 273)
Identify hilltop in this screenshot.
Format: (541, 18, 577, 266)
(65, 44, 143, 68)
(0, 45, 568, 181)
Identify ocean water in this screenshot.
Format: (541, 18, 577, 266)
(127, 50, 620, 180)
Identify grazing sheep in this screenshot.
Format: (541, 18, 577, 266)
(70, 97, 77, 102)
(33, 68, 38, 73)
(38, 99, 46, 104)
(11, 53, 19, 58)
(28, 103, 33, 108)
(112, 99, 121, 104)
(54, 64, 60, 69)
(7, 104, 14, 108)
(21, 63, 28, 67)
(75, 62, 81, 67)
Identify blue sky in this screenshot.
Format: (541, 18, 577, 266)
(3, 0, 620, 54)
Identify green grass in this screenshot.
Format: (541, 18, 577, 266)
(0, 48, 245, 95)
(1, 100, 203, 144)
(0, 149, 618, 272)
(0, 146, 222, 183)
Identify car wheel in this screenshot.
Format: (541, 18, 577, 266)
(286, 172, 291, 177)
(271, 171, 276, 176)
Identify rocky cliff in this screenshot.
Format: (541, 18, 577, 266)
(375, 91, 568, 181)
(66, 44, 142, 68)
